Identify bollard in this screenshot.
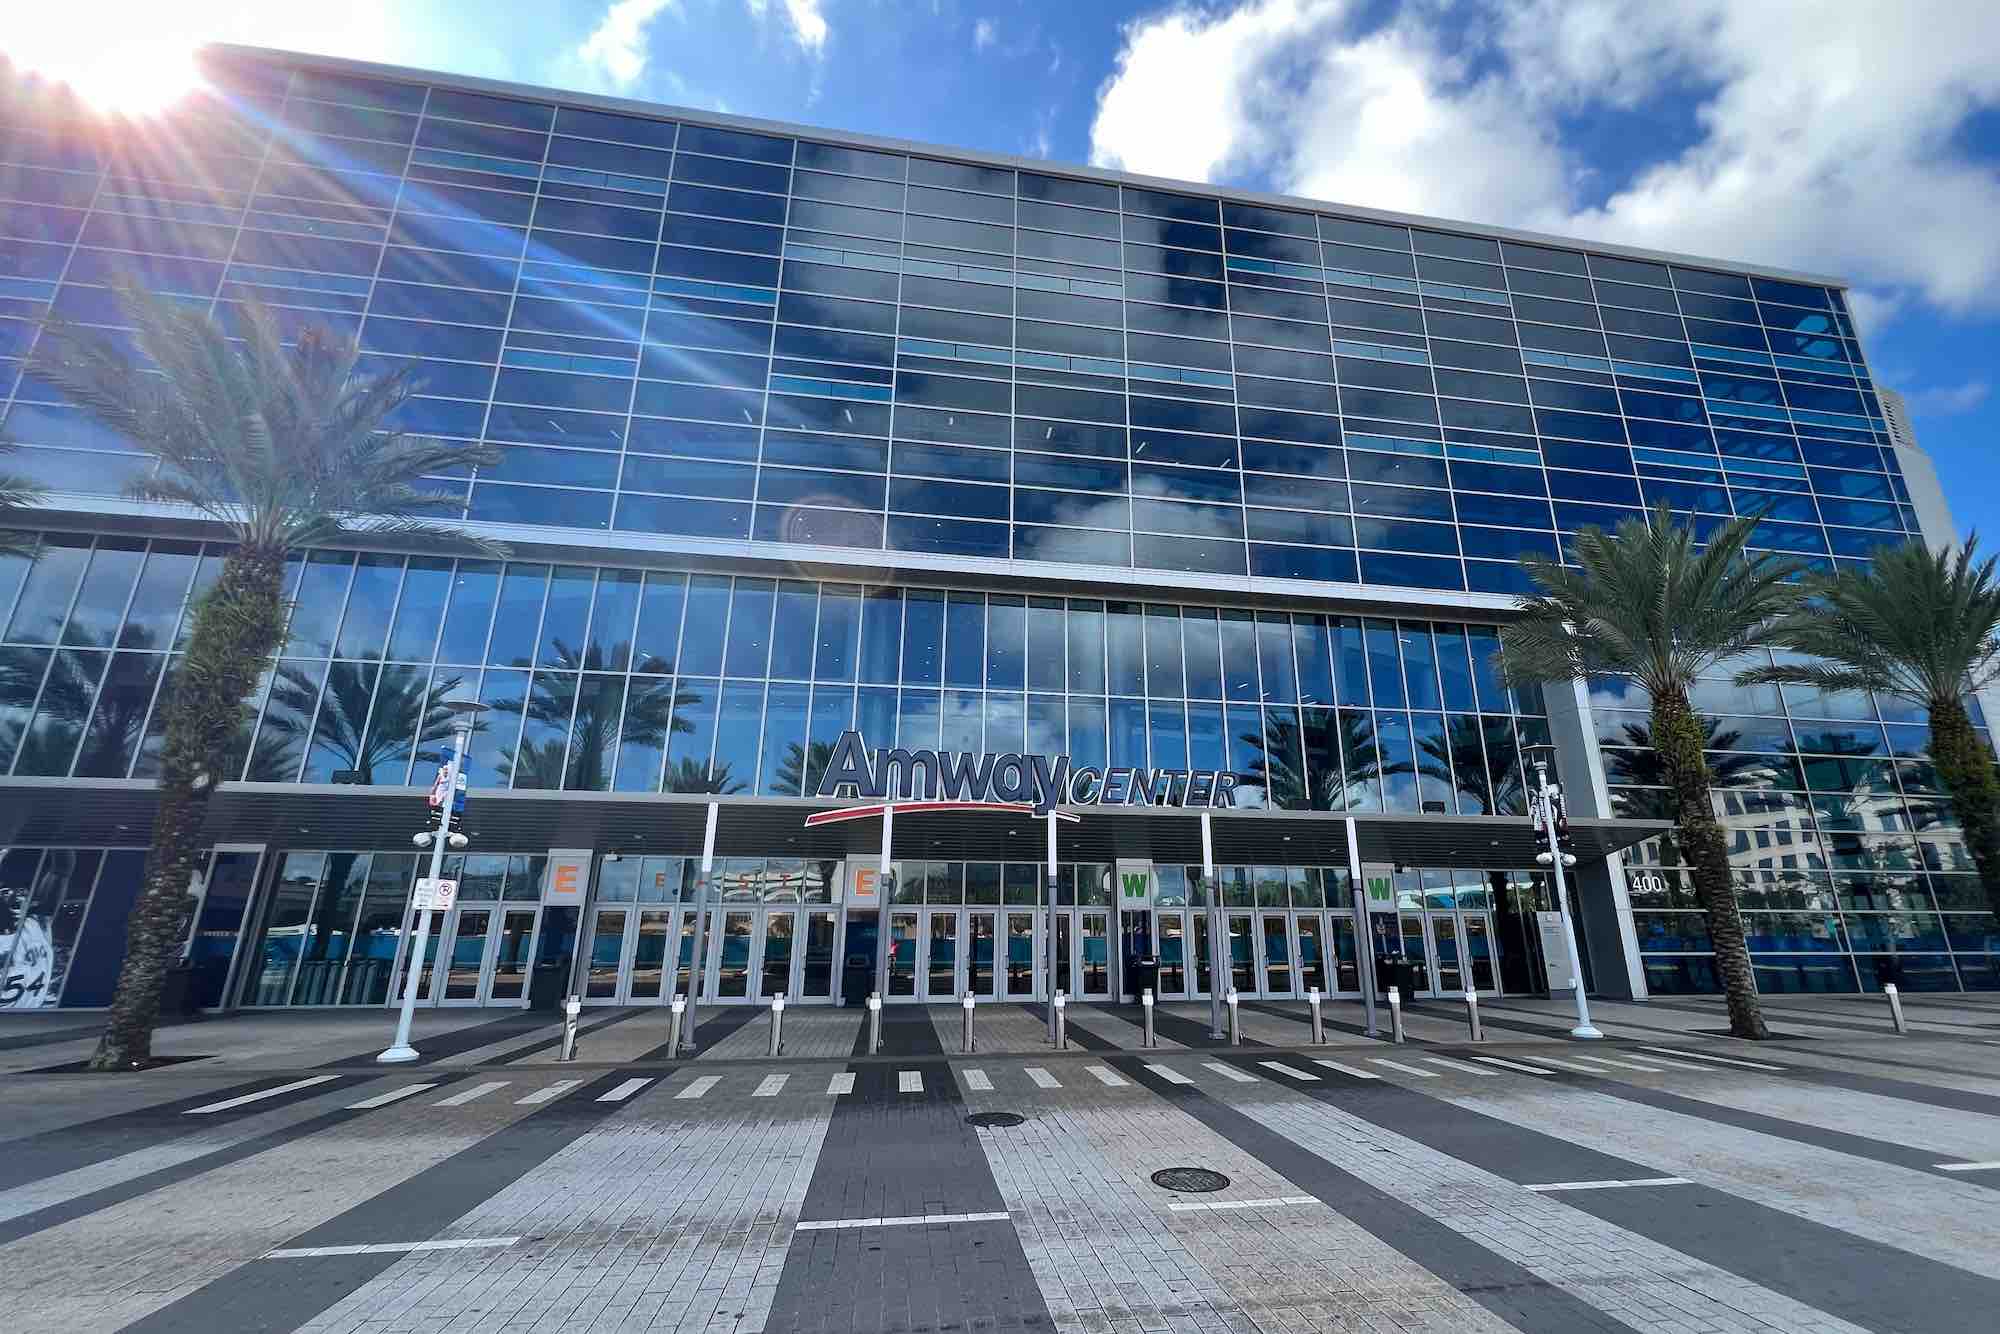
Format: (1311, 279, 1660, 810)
(1225, 989, 1241, 1045)
(1387, 986, 1406, 1044)
(1464, 989, 1483, 1042)
(867, 992, 882, 1054)
(1141, 988, 1157, 1048)
(558, 994, 582, 1062)
(1308, 986, 1326, 1044)
(667, 994, 685, 1057)
(961, 993, 976, 1053)
(1883, 982, 1908, 1035)
(768, 993, 785, 1056)
(1053, 991, 1068, 1050)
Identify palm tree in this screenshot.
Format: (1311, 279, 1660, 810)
(1742, 538, 2000, 922)
(30, 285, 501, 1069)
(1499, 505, 1804, 1039)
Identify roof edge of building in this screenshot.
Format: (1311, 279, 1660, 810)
(201, 42, 1853, 293)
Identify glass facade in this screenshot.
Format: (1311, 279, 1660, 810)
(0, 536, 1550, 812)
(1600, 669, 1999, 993)
(0, 49, 1989, 1003)
(0, 56, 1912, 596)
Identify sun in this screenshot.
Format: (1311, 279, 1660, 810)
(10, 38, 204, 117)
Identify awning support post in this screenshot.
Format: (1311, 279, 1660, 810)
(1045, 809, 1060, 1044)
(1204, 810, 1225, 1040)
(682, 800, 719, 1054)
(872, 802, 894, 1011)
(1346, 816, 1380, 1038)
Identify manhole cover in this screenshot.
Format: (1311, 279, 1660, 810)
(1151, 1167, 1230, 1193)
(966, 1111, 1026, 1128)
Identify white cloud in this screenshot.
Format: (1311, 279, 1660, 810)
(1905, 380, 1992, 416)
(577, 0, 678, 89)
(974, 18, 998, 51)
(1089, 1, 2000, 317)
(747, 0, 830, 55)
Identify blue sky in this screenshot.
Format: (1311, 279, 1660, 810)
(15, 0, 2000, 539)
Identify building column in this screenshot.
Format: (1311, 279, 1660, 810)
(1545, 678, 1647, 1000)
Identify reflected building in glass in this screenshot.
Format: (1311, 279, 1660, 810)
(0, 46, 1990, 1013)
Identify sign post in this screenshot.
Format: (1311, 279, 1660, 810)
(378, 700, 485, 1063)
(1203, 810, 1224, 1040)
(1345, 816, 1380, 1038)
(1532, 757, 1601, 1039)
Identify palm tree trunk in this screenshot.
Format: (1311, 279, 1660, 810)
(88, 547, 290, 1070)
(1927, 695, 2000, 921)
(1652, 686, 1769, 1039)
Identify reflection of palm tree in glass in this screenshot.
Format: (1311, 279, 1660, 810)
(497, 642, 690, 790)
(1417, 716, 1498, 815)
(1260, 711, 1379, 810)
(1602, 718, 1775, 866)
(773, 739, 839, 798)
(662, 757, 745, 794)
(266, 661, 469, 783)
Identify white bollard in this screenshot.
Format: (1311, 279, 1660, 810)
(1308, 986, 1325, 1044)
(1141, 988, 1157, 1048)
(1053, 991, 1068, 1050)
(668, 994, 685, 1057)
(1883, 982, 1908, 1035)
(1225, 989, 1241, 1045)
(962, 993, 976, 1053)
(558, 994, 582, 1062)
(1387, 985, 1405, 1044)
(1464, 989, 1483, 1042)
(768, 993, 785, 1056)
(867, 992, 882, 1054)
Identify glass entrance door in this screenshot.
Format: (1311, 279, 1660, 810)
(966, 910, 999, 1000)
(886, 909, 920, 1000)
(628, 909, 674, 1002)
(800, 910, 838, 1002)
(921, 910, 960, 1000)
(584, 907, 628, 1002)
(1058, 910, 1110, 997)
(1296, 914, 1326, 995)
(701, 906, 804, 1003)
(1155, 911, 1189, 998)
(1225, 912, 1255, 995)
(1258, 914, 1295, 997)
(1431, 914, 1464, 995)
(1003, 911, 1037, 999)
(439, 907, 492, 1005)
(488, 909, 538, 1004)
(1399, 914, 1434, 995)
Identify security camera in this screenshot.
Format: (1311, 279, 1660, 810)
(447, 831, 469, 849)
(604, 851, 623, 863)
(1393, 862, 1409, 874)
(413, 831, 433, 848)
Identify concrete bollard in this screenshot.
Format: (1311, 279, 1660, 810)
(1052, 991, 1068, 1049)
(768, 993, 785, 1056)
(668, 994, 685, 1057)
(1388, 986, 1406, 1044)
(1308, 986, 1325, 1045)
(1225, 989, 1241, 1045)
(1883, 982, 1908, 1035)
(1141, 988, 1157, 1048)
(1464, 989, 1483, 1042)
(558, 995, 582, 1062)
(961, 993, 976, 1053)
(867, 992, 882, 1054)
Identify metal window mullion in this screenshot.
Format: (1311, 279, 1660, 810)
(870, 160, 913, 550)
(204, 73, 293, 326)
(613, 127, 677, 531)
(466, 103, 557, 513)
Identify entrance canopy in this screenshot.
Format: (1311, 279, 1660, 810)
(0, 779, 1667, 869)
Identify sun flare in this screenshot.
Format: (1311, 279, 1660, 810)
(8, 38, 204, 117)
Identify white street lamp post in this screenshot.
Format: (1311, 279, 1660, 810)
(378, 701, 487, 1063)
(1531, 756, 1601, 1040)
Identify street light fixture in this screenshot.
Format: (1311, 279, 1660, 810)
(1529, 752, 1601, 1039)
(378, 699, 488, 1064)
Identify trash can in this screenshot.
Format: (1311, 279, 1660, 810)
(528, 963, 569, 1011)
(1377, 952, 1411, 997)
(1129, 954, 1159, 1000)
(158, 963, 199, 1019)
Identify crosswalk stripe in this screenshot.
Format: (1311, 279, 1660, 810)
(1470, 1056, 1554, 1075)
(1936, 1161, 2000, 1172)
(597, 1077, 653, 1103)
(516, 1079, 580, 1105)
(184, 1075, 339, 1115)
(752, 1073, 788, 1097)
(1525, 1176, 1693, 1193)
(1528, 1056, 1604, 1073)
(1569, 1054, 1666, 1073)
(1311, 1058, 1379, 1080)
(1200, 1061, 1257, 1084)
(1422, 1057, 1491, 1075)
(1368, 1058, 1439, 1078)
(1026, 1067, 1060, 1088)
(674, 1075, 721, 1100)
(1145, 1063, 1194, 1085)
(347, 1083, 438, 1110)
(963, 1068, 993, 1091)
(827, 1072, 855, 1095)
(898, 1070, 923, 1093)
(1258, 1060, 1319, 1082)
(1624, 1054, 1715, 1072)
(434, 1080, 508, 1106)
(1638, 1045, 1783, 1071)
(1086, 1065, 1128, 1086)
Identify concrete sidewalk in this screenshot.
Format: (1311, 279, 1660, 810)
(5, 989, 1992, 1075)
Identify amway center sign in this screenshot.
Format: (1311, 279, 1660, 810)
(813, 729, 1242, 817)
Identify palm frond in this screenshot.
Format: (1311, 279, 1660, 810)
(1500, 503, 1805, 699)
(1742, 536, 2000, 706)
(28, 282, 503, 558)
